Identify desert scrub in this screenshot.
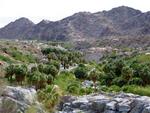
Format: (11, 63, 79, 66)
(0, 78, 8, 95)
(0, 66, 5, 77)
(25, 105, 39, 113)
(37, 85, 62, 112)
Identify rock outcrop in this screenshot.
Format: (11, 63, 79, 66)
(56, 92, 150, 113)
(0, 86, 46, 113)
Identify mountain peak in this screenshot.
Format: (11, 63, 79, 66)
(38, 20, 51, 25)
(14, 17, 34, 25)
(110, 6, 142, 13)
(98, 6, 142, 24)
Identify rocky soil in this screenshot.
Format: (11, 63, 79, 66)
(56, 92, 150, 113)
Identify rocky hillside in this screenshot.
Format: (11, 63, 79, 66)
(0, 6, 150, 41)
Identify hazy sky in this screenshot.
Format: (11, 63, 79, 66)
(0, 0, 150, 27)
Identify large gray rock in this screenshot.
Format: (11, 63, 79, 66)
(56, 92, 150, 113)
(0, 86, 46, 113)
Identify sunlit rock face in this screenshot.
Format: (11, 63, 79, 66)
(56, 92, 150, 113)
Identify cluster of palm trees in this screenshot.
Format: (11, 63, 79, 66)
(100, 58, 150, 87)
(5, 63, 58, 90)
(42, 47, 84, 69)
(5, 64, 27, 84)
(5, 47, 84, 90)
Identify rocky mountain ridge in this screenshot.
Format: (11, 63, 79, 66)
(0, 6, 150, 41)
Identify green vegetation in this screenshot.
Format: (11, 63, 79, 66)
(0, 55, 13, 63)
(11, 51, 36, 63)
(1, 47, 37, 63)
(122, 85, 150, 96)
(2, 44, 85, 112)
(74, 64, 88, 79)
(2, 40, 150, 112)
(37, 85, 62, 112)
(54, 72, 76, 93)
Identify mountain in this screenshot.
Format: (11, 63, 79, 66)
(0, 6, 150, 41)
(0, 17, 34, 39)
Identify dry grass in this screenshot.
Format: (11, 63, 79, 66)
(0, 66, 5, 78)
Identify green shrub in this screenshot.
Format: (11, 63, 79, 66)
(122, 85, 150, 96)
(74, 67, 88, 79)
(99, 85, 109, 92)
(112, 77, 127, 87)
(128, 77, 143, 85)
(99, 72, 114, 86)
(66, 81, 81, 95)
(10, 50, 36, 63)
(37, 85, 62, 112)
(43, 65, 58, 77)
(54, 72, 76, 93)
(47, 74, 54, 85)
(108, 85, 121, 92)
(122, 85, 134, 92)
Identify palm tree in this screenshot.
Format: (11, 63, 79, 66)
(121, 66, 133, 82)
(5, 64, 15, 82)
(47, 74, 54, 85)
(30, 71, 47, 90)
(88, 68, 99, 91)
(140, 66, 150, 86)
(43, 65, 58, 77)
(38, 64, 44, 73)
(47, 52, 57, 61)
(38, 73, 47, 89)
(14, 65, 27, 84)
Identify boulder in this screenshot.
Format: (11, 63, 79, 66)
(0, 86, 46, 113)
(56, 92, 150, 113)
